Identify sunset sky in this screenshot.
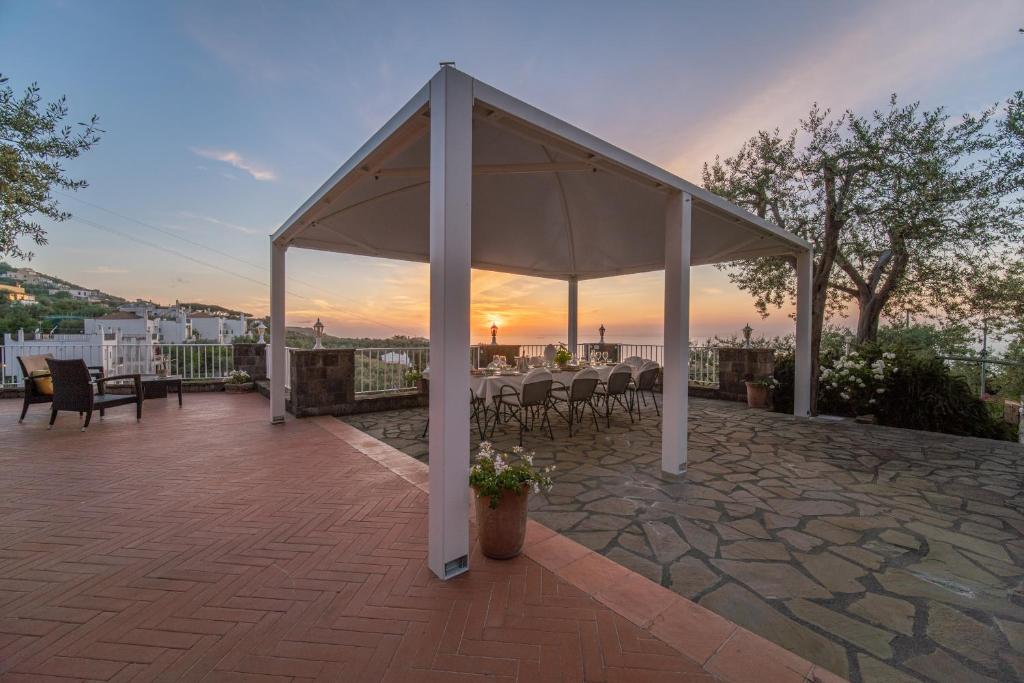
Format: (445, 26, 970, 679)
(2, 1, 1021, 344)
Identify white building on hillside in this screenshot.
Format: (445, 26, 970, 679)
(84, 312, 157, 342)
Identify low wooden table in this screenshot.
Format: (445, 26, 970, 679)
(140, 375, 183, 406)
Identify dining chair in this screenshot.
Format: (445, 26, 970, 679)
(421, 388, 486, 440)
(629, 360, 661, 421)
(622, 356, 645, 372)
(550, 367, 601, 436)
(594, 363, 634, 427)
(491, 367, 554, 445)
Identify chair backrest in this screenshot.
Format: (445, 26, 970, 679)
(636, 361, 660, 390)
(570, 367, 599, 401)
(623, 356, 645, 371)
(45, 358, 94, 411)
(521, 367, 553, 405)
(17, 353, 52, 378)
(606, 363, 633, 394)
(543, 344, 556, 362)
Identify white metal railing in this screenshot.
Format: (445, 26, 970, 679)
(0, 342, 235, 385)
(355, 347, 429, 395)
(350, 343, 720, 395)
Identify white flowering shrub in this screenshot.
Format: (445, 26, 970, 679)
(469, 442, 554, 508)
(226, 369, 252, 385)
(819, 350, 898, 415)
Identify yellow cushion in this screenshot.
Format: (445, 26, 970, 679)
(29, 370, 53, 396)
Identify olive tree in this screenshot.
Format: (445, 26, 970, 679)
(0, 74, 102, 259)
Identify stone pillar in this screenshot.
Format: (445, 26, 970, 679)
(716, 348, 775, 402)
(288, 348, 355, 417)
(477, 344, 522, 366)
(233, 343, 267, 381)
(583, 343, 621, 362)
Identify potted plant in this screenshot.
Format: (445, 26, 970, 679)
(470, 443, 554, 559)
(224, 369, 254, 393)
(745, 375, 778, 409)
(554, 344, 573, 370)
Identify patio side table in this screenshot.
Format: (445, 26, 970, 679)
(140, 375, 183, 406)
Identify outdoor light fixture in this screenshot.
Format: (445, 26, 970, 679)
(313, 318, 325, 349)
(490, 322, 498, 345)
(742, 323, 753, 348)
(255, 321, 267, 344)
(599, 323, 606, 343)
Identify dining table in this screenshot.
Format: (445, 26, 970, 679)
(422, 364, 635, 439)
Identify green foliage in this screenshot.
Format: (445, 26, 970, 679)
(874, 349, 1013, 440)
(875, 323, 973, 358)
(0, 74, 102, 259)
(554, 344, 572, 365)
(469, 443, 554, 509)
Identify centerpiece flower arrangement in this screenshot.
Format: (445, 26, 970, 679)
(819, 350, 897, 416)
(553, 344, 573, 369)
(469, 442, 554, 559)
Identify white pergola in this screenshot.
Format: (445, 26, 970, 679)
(270, 66, 812, 580)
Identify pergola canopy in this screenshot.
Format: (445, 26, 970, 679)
(273, 73, 809, 280)
(269, 67, 814, 580)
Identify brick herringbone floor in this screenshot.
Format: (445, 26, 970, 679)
(0, 394, 717, 681)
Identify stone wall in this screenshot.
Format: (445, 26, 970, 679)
(582, 343, 620, 362)
(288, 348, 355, 417)
(715, 348, 774, 402)
(233, 343, 267, 381)
(478, 344, 521, 366)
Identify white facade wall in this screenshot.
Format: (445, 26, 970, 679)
(222, 315, 247, 342)
(190, 317, 225, 343)
(157, 318, 191, 344)
(84, 317, 156, 342)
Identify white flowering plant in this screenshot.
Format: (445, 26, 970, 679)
(469, 442, 554, 508)
(226, 369, 252, 385)
(819, 350, 898, 415)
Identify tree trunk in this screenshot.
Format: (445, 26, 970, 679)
(855, 296, 884, 343)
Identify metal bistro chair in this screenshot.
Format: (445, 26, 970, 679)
(491, 368, 554, 445)
(594, 363, 635, 427)
(629, 360, 661, 421)
(550, 366, 601, 436)
(45, 358, 142, 431)
(421, 388, 486, 441)
(622, 356, 645, 372)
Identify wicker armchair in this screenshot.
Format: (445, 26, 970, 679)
(45, 358, 141, 431)
(18, 354, 107, 423)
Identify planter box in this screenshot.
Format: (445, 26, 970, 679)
(225, 382, 255, 393)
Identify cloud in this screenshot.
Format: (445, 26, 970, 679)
(190, 147, 277, 181)
(179, 211, 263, 236)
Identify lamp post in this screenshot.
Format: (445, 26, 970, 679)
(255, 321, 267, 344)
(599, 323, 606, 343)
(742, 323, 753, 348)
(313, 317, 325, 350)
(490, 322, 498, 345)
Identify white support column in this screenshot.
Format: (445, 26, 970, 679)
(269, 240, 287, 424)
(662, 191, 691, 475)
(794, 248, 813, 417)
(428, 66, 473, 580)
(567, 277, 578, 357)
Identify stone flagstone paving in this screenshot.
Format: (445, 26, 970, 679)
(342, 397, 1024, 682)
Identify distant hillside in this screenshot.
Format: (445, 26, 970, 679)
(286, 326, 428, 349)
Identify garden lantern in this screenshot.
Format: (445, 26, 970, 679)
(742, 323, 753, 348)
(599, 323, 606, 343)
(313, 317, 325, 349)
(255, 321, 267, 344)
(490, 322, 498, 345)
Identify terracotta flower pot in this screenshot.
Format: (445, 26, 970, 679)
(745, 381, 771, 409)
(474, 486, 529, 559)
